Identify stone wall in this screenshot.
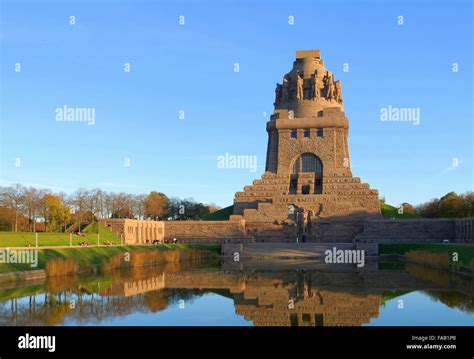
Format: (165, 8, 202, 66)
(101, 217, 473, 245)
(308, 219, 365, 243)
(355, 219, 456, 244)
(164, 220, 247, 243)
(454, 218, 474, 243)
(245, 221, 298, 243)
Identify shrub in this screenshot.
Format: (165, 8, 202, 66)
(45, 257, 80, 276)
(405, 250, 449, 269)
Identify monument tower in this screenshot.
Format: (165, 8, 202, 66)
(233, 50, 380, 223)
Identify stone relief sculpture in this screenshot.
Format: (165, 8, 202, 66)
(289, 74, 296, 101)
(296, 73, 304, 101)
(274, 83, 282, 106)
(275, 68, 342, 105)
(311, 70, 319, 100)
(324, 72, 335, 101)
(282, 74, 290, 102)
(334, 80, 343, 103)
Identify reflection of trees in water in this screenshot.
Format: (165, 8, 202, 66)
(1, 261, 473, 326)
(425, 291, 474, 313)
(0, 258, 215, 326)
(405, 263, 474, 313)
(0, 288, 207, 326)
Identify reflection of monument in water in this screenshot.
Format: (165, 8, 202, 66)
(101, 269, 425, 326)
(100, 264, 473, 326)
(232, 272, 381, 326)
(1, 263, 473, 326)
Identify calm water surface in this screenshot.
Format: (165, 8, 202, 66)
(0, 260, 472, 326)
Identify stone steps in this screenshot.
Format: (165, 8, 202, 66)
(323, 179, 362, 184)
(246, 183, 372, 192)
(244, 187, 290, 192)
(235, 191, 379, 201)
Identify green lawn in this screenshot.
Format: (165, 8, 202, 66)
(201, 205, 234, 221)
(380, 243, 474, 268)
(380, 202, 423, 219)
(83, 222, 120, 243)
(0, 243, 221, 273)
(0, 224, 120, 247)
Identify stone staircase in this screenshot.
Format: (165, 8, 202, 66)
(234, 171, 380, 220)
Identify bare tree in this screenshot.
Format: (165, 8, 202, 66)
(23, 187, 42, 232)
(72, 188, 89, 231)
(95, 189, 106, 219)
(0, 184, 26, 232)
(86, 189, 101, 223)
(134, 194, 147, 220)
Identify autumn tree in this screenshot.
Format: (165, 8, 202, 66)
(438, 192, 463, 218)
(400, 202, 416, 215)
(144, 192, 168, 220)
(41, 194, 68, 232)
(0, 184, 26, 232)
(460, 192, 474, 217)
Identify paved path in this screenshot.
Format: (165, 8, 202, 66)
(0, 243, 155, 250)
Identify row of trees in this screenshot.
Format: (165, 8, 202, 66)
(0, 184, 220, 232)
(415, 191, 473, 218)
(398, 191, 473, 218)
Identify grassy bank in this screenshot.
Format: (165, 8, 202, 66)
(0, 224, 120, 247)
(0, 243, 220, 273)
(380, 243, 474, 272)
(201, 205, 234, 221)
(380, 202, 422, 219)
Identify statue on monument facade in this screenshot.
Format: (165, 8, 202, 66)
(274, 83, 282, 106)
(324, 72, 335, 101)
(282, 74, 290, 102)
(334, 80, 343, 103)
(296, 73, 304, 101)
(310, 70, 319, 100)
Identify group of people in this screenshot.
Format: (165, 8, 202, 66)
(145, 238, 178, 245)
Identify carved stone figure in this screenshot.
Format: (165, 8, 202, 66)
(296, 73, 304, 101)
(324, 72, 335, 101)
(288, 74, 296, 101)
(282, 75, 290, 102)
(311, 70, 319, 99)
(274, 83, 282, 106)
(334, 80, 343, 103)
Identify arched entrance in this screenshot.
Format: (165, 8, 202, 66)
(289, 153, 323, 194)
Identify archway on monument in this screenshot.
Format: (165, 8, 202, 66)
(289, 153, 323, 195)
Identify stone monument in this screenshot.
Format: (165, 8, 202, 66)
(233, 50, 380, 223)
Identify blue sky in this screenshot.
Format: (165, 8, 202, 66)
(1, 0, 472, 207)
